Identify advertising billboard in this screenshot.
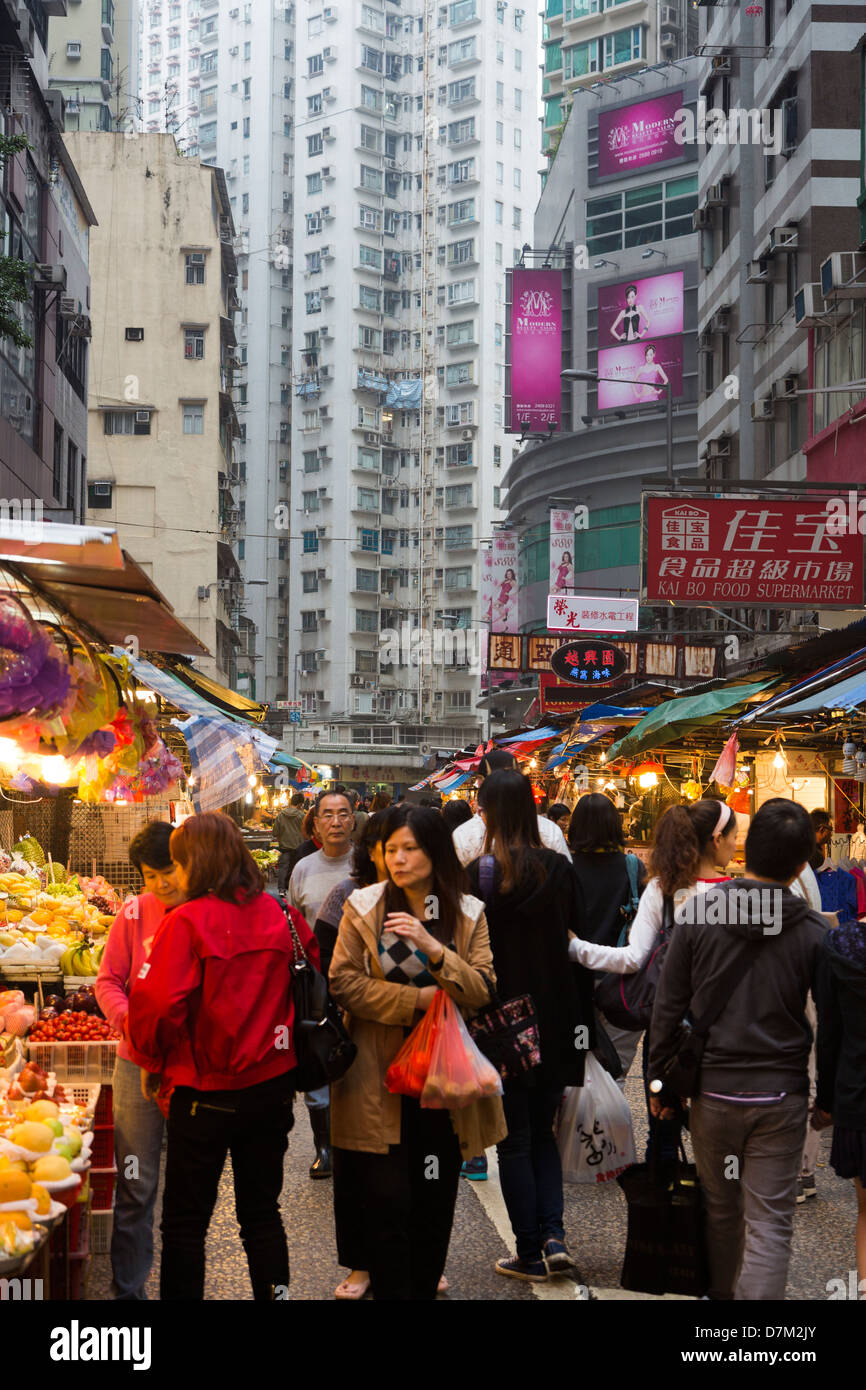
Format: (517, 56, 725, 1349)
(549, 509, 574, 593)
(597, 338, 684, 409)
(643, 497, 865, 608)
(483, 532, 520, 633)
(509, 268, 563, 433)
(597, 272, 684, 345)
(597, 92, 684, 179)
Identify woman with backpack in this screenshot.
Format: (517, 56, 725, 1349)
(570, 800, 738, 1150)
(568, 794, 646, 1079)
(466, 770, 595, 1283)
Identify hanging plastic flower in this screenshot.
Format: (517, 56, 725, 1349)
(0, 595, 71, 719)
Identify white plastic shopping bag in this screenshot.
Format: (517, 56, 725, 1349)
(557, 1053, 636, 1185)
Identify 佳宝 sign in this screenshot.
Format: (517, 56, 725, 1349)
(643, 496, 864, 608)
(550, 641, 628, 687)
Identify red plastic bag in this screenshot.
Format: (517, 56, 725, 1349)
(421, 993, 503, 1110)
(385, 989, 446, 1098)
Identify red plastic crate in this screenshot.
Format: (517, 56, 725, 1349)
(90, 1167, 116, 1211)
(90, 1124, 114, 1169)
(94, 1084, 113, 1126)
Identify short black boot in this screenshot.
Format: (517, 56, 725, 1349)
(309, 1104, 332, 1179)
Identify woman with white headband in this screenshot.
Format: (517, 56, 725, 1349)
(571, 799, 739, 1152)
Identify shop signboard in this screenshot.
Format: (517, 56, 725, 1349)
(549, 509, 574, 593)
(597, 92, 684, 178)
(483, 532, 519, 632)
(547, 595, 640, 633)
(643, 496, 864, 608)
(549, 640, 628, 686)
(508, 268, 563, 433)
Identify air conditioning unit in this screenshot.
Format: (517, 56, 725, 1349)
(323, 127, 335, 141)
(322, 245, 334, 259)
(780, 374, 799, 397)
(746, 258, 770, 284)
(712, 55, 731, 72)
(710, 306, 731, 334)
(460, 428, 475, 440)
(321, 285, 334, 298)
(323, 87, 336, 103)
(317, 525, 327, 537)
(660, 4, 679, 24)
(59, 295, 77, 318)
(320, 324, 332, 337)
(692, 207, 714, 230)
(197, 585, 211, 600)
(321, 206, 334, 219)
(382, 432, 395, 444)
(350, 674, 365, 688)
(821, 251, 866, 302)
(134, 409, 151, 424)
(364, 431, 380, 444)
(751, 398, 774, 421)
(322, 166, 335, 180)
(218, 476, 232, 490)
(706, 181, 728, 207)
(323, 46, 336, 62)
(794, 283, 825, 326)
(705, 435, 731, 459)
(769, 224, 798, 253)
(66, 41, 82, 59)
(385, 157, 398, 169)
(90, 481, 112, 497)
(319, 365, 331, 379)
(324, 5, 337, 20)
(697, 329, 714, 352)
(33, 263, 67, 288)
(66, 98, 80, 114)
(320, 405, 331, 419)
(230, 7, 239, 15)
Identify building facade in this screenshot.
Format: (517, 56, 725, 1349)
(48, 0, 139, 132)
(71, 132, 243, 684)
(0, 0, 96, 520)
(287, 0, 539, 785)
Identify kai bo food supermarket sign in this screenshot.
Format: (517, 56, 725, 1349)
(643, 497, 864, 608)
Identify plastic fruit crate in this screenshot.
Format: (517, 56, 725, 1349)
(90, 1167, 116, 1211)
(57, 1082, 103, 1116)
(27, 1040, 117, 1083)
(90, 1208, 113, 1255)
(94, 1084, 112, 1126)
(90, 1125, 114, 1169)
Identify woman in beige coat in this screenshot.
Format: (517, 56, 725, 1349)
(329, 804, 506, 1301)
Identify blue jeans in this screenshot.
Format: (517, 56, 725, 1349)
(110, 1055, 165, 1300)
(496, 1086, 565, 1262)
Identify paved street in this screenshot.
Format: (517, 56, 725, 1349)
(85, 1052, 857, 1302)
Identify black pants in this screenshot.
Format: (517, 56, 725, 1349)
(160, 1071, 296, 1301)
(277, 849, 295, 893)
(332, 1098, 461, 1300)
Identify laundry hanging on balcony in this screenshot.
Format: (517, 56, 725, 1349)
(295, 377, 321, 399)
(386, 378, 422, 408)
(357, 368, 390, 393)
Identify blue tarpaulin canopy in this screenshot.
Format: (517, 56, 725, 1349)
(771, 670, 866, 716)
(386, 379, 422, 407)
(358, 369, 389, 392)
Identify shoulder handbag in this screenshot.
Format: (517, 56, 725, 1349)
(652, 939, 762, 1098)
(278, 896, 357, 1092)
(618, 1138, 708, 1297)
(466, 854, 542, 1081)
(594, 893, 674, 1033)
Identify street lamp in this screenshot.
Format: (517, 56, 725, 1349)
(562, 367, 674, 486)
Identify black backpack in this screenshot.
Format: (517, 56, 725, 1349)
(594, 893, 674, 1033)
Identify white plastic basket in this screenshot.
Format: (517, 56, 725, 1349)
(90, 1207, 113, 1255)
(27, 1040, 117, 1083)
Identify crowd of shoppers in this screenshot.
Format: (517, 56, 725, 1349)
(94, 761, 865, 1303)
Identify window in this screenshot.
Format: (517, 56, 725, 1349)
(359, 285, 381, 311)
(361, 45, 383, 73)
(515, 49, 522, 70)
(360, 164, 383, 192)
(448, 278, 476, 304)
(361, 85, 382, 112)
(495, 200, 503, 224)
(447, 320, 475, 346)
(447, 238, 475, 265)
(308, 133, 323, 156)
(446, 442, 474, 467)
(309, 54, 324, 76)
(104, 410, 151, 436)
(445, 484, 472, 507)
(603, 26, 644, 70)
(495, 242, 503, 264)
(444, 401, 474, 425)
(450, 0, 477, 23)
(301, 611, 319, 632)
(586, 174, 698, 255)
(358, 527, 379, 552)
(449, 35, 476, 62)
(182, 404, 204, 434)
(184, 328, 205, 359)
(201, 51, 217, 74)
(514, 129, 521, 150)
(448, 78, 476, 103)
(356, 568, 379, 591)
(307, 212, 322, 235)
(244, 40, 251, 59)
(564, 40, 600, 80)
(302, 571, 319, 593)
(302, 530, 319, 553)
(307, 172, 323, 194)
(496, 121, 503, 144)
(448, 157, 475, 184)
(302, 490, 320, 513)
(447, 117, 476, 144)
(359, 326, 382, 350)
(303, 450, 321, 473)
(358, 204, 381, 230)
(243, 117, 250, 137)
(308, 94, 322, 116)
(448, 198, 475, 225)
(306, 291, 322, 313)
(512, 207, 521, 229)
(496, 81, 504, 106)
(359, 244, 382, 270)
(309, 14, 323, 36)
(185, 253, 205, 285)
(360, 124, 383, 152)
(306, 251, 321, 275)
(357, 446, 380, 471)
(200, 122, 217, 146)
(446, 362, 474, 387)
(445, 567, 473, 590)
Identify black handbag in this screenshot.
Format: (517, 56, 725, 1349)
(618, 1141, 708, 1297)
(278, 897, 357, 1091)
(594, 894, 675, 1032)
(468, 856, 542, 1081)
(652, 940, 762, 1098)
(592, 1015, 624, 1082)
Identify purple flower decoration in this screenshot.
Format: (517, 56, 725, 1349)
(0, 596, 71, 718)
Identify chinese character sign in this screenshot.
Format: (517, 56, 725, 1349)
(643, 496, 864, 608)
(527, 635, 560, 670)
(487, 633, 523, 670)
(547, 595, 639, 633)
(597, 91, 685, 179)
(550, 640, 628, 686)
(484, 532, 520, 633)
(509, 268, 563, 434)
(549, 509, 574, 594)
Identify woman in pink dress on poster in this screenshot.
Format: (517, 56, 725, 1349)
(496, 568, 516, 626)
(631, 345, 670, 403)
(553, 551, 573, 595)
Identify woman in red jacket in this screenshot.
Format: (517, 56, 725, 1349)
(127, 811, 318, 1301)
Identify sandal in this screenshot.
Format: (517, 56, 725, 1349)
(437, 1275, 449, 1293)
(335, 1272, 371, 1300)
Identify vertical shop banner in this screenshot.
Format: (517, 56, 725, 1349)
(549, 509, 574, 593)
(509, 268, 563, 433)
(486, 531, 519, 633)
(597, 92, 684, 178)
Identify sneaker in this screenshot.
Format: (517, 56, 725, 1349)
(495, 1255, 549, 1283)
(542, 1238, 574, 1274)
(800, 1174, 817, 1201)
(461, 1155, 488, 1181)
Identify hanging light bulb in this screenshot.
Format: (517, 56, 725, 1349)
(772, 748, 786, 771)
(0, 737, 20, 768)
(248, 774, 258, 788)
(599, 752, 606, 763)
(41, 755, 70, 785)
(843, 734, 857, 775)
(857, 747, 866, 784)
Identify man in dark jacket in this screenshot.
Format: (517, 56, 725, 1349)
(274, 792, 306, 892)
(649, 799, 827, 1301)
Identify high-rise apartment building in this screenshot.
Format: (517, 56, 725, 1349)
(541, 0, 697, 159)
(49, 0, 139, 132)
(137, 0, 297, 709)
(288, 0, 538, 786)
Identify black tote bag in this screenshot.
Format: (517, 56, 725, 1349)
(617, 1143, 708, 1297)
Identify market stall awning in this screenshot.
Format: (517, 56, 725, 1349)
(8, 549, 209, 657)
(0, 520, 124, 570)
(576, 703, 651, 723)
(606, 680, 776, 762)
(736, 646, 866, 725)
(165, 662, 268, 723)
(269, 750, 314, 774)
(771, 669, 866, 717)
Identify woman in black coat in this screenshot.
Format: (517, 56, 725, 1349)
(466, 770, 594, 1284)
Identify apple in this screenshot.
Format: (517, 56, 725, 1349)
(54, 1141, 74, 1161)
(61, 1128, 82, 1158)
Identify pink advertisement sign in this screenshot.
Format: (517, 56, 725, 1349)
(598, 92, 684, 178)
(483, 533, 519, 634)
(598, 272, 684, 345)
(549, 509, 574, 594)
(597, 339, 684, 410)
(509, 268, 563, 433)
